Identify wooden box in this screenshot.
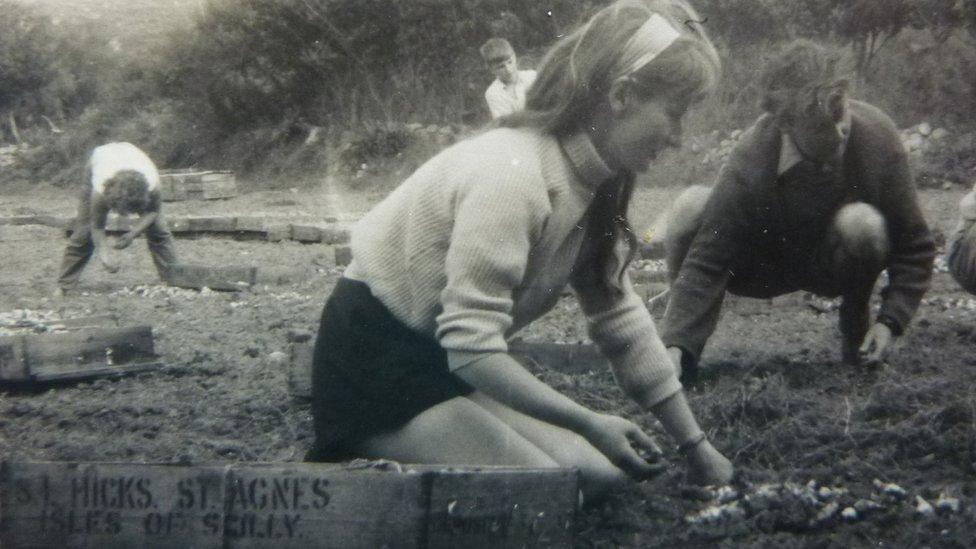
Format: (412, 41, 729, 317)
(0, 461, 577, 548)
(164, 264, 257, 292)
(160, 170, 237, 202)
(0, 325, 161, 383)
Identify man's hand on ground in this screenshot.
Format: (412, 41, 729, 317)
(858, 322, 893, 367)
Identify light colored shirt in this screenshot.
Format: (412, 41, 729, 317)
(344, 127, 682, 406)
(485, 70, 537, 119)
(90, 142, 159, 194)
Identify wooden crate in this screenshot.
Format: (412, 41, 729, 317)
(0, 461, 577, 549)
(160, 170, 237, 202)
(0, 325, 161, 383)
(164, 264, 257, 292)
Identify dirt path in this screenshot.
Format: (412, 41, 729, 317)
(1, 183, 974, 547)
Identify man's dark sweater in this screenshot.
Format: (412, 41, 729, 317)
(661, 100, 935, 363)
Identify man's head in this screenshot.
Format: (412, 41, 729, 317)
(761, 39, 852, 164)
(102, 170, 151, 215)
(481, 37, 518, 85)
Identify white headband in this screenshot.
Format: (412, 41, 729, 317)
(613, 13, 682, 80)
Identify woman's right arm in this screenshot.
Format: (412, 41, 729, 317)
(455, 352, 662, 478)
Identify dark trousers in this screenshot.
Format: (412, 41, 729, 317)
(58, 190, 177, 287)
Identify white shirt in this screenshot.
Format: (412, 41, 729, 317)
(484, 70, 537, 119)
(89, 142, 160, 194)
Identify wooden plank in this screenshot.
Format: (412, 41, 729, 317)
(334, 246, 353, 267)
(0, 336, 29, 381)
(287, 340, 314, 399)
(160, 170, 238, 202)
(31, 361, 164, 382)
(164, 264, 257, 292)
(290, 225, 322, 243)
(223, 463, 427, 548)
(201, 173, 237, 200)
(187, 217, 238, 233)
(0, 461, 228, 549)
(0, 215, 73, 229)
(235, 217, 267, 233)
(0, 462, 576, 549)
(267, 225, 291, 243)
(22, 326, 158, 383)
(425, 467, 577, 548)
(320, 227, 350, 245)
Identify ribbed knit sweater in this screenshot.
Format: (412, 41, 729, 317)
(344, 127, 681, 406)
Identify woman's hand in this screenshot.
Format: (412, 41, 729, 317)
(583, 413, 665, 480)
(685, 439, 734, 486)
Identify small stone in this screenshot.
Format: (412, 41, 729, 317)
(915, 495, 935, 517)
(873, 479, 907, 500)
(904, 133, 925, 151)
(931, 128, 948, 140)
(268, 351, 288, 365)
(917, 122, 932, 136)
(935, 494, 961, 514)
(812, 501, 839, 524)
(854, 498, 883, 515)
(841, 507, 858, 521)
(942, 181, 954, 191)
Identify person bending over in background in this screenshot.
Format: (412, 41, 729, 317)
(481, 37, 537, 119)
(307, 0, 733, 503)
(58, 142, 177, 294)
(659, 39, 935, 380)
(947, 183, 976, 294)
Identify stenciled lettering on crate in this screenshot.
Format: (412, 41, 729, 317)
(0, 462, 577, 548)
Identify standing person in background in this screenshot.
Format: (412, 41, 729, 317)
(947, 183, 976, 294)
(659, 40, 934, 378)
(307, 0, 733, 504)
(58, 142, 177, 294)
(481, 37, 537, 119)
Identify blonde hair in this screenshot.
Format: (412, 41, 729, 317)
(504, 0, 720, 294)
(502, 0, 720, 136)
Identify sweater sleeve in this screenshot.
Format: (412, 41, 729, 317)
(436, 166, 550, 370)
(875, 147, 935, 334)
(948, 220, 976, 295)
(573, 269, 682, 408)
(660, 166, 751, 362)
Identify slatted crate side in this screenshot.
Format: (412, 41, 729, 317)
(22, 326, 160, 382)
(0, 461, 228, 549)
(424, 467, 578, 549)
(224, 464, 428, 549)
(164, 264, 257, 291)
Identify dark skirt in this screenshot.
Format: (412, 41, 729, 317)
(306, 278, 474, 461)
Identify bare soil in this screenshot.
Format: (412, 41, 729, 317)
(1, 182, 974, 548)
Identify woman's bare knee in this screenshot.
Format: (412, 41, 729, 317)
(355, 397, 557, 469)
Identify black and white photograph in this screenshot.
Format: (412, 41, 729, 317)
(1, 0, 975, 546)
